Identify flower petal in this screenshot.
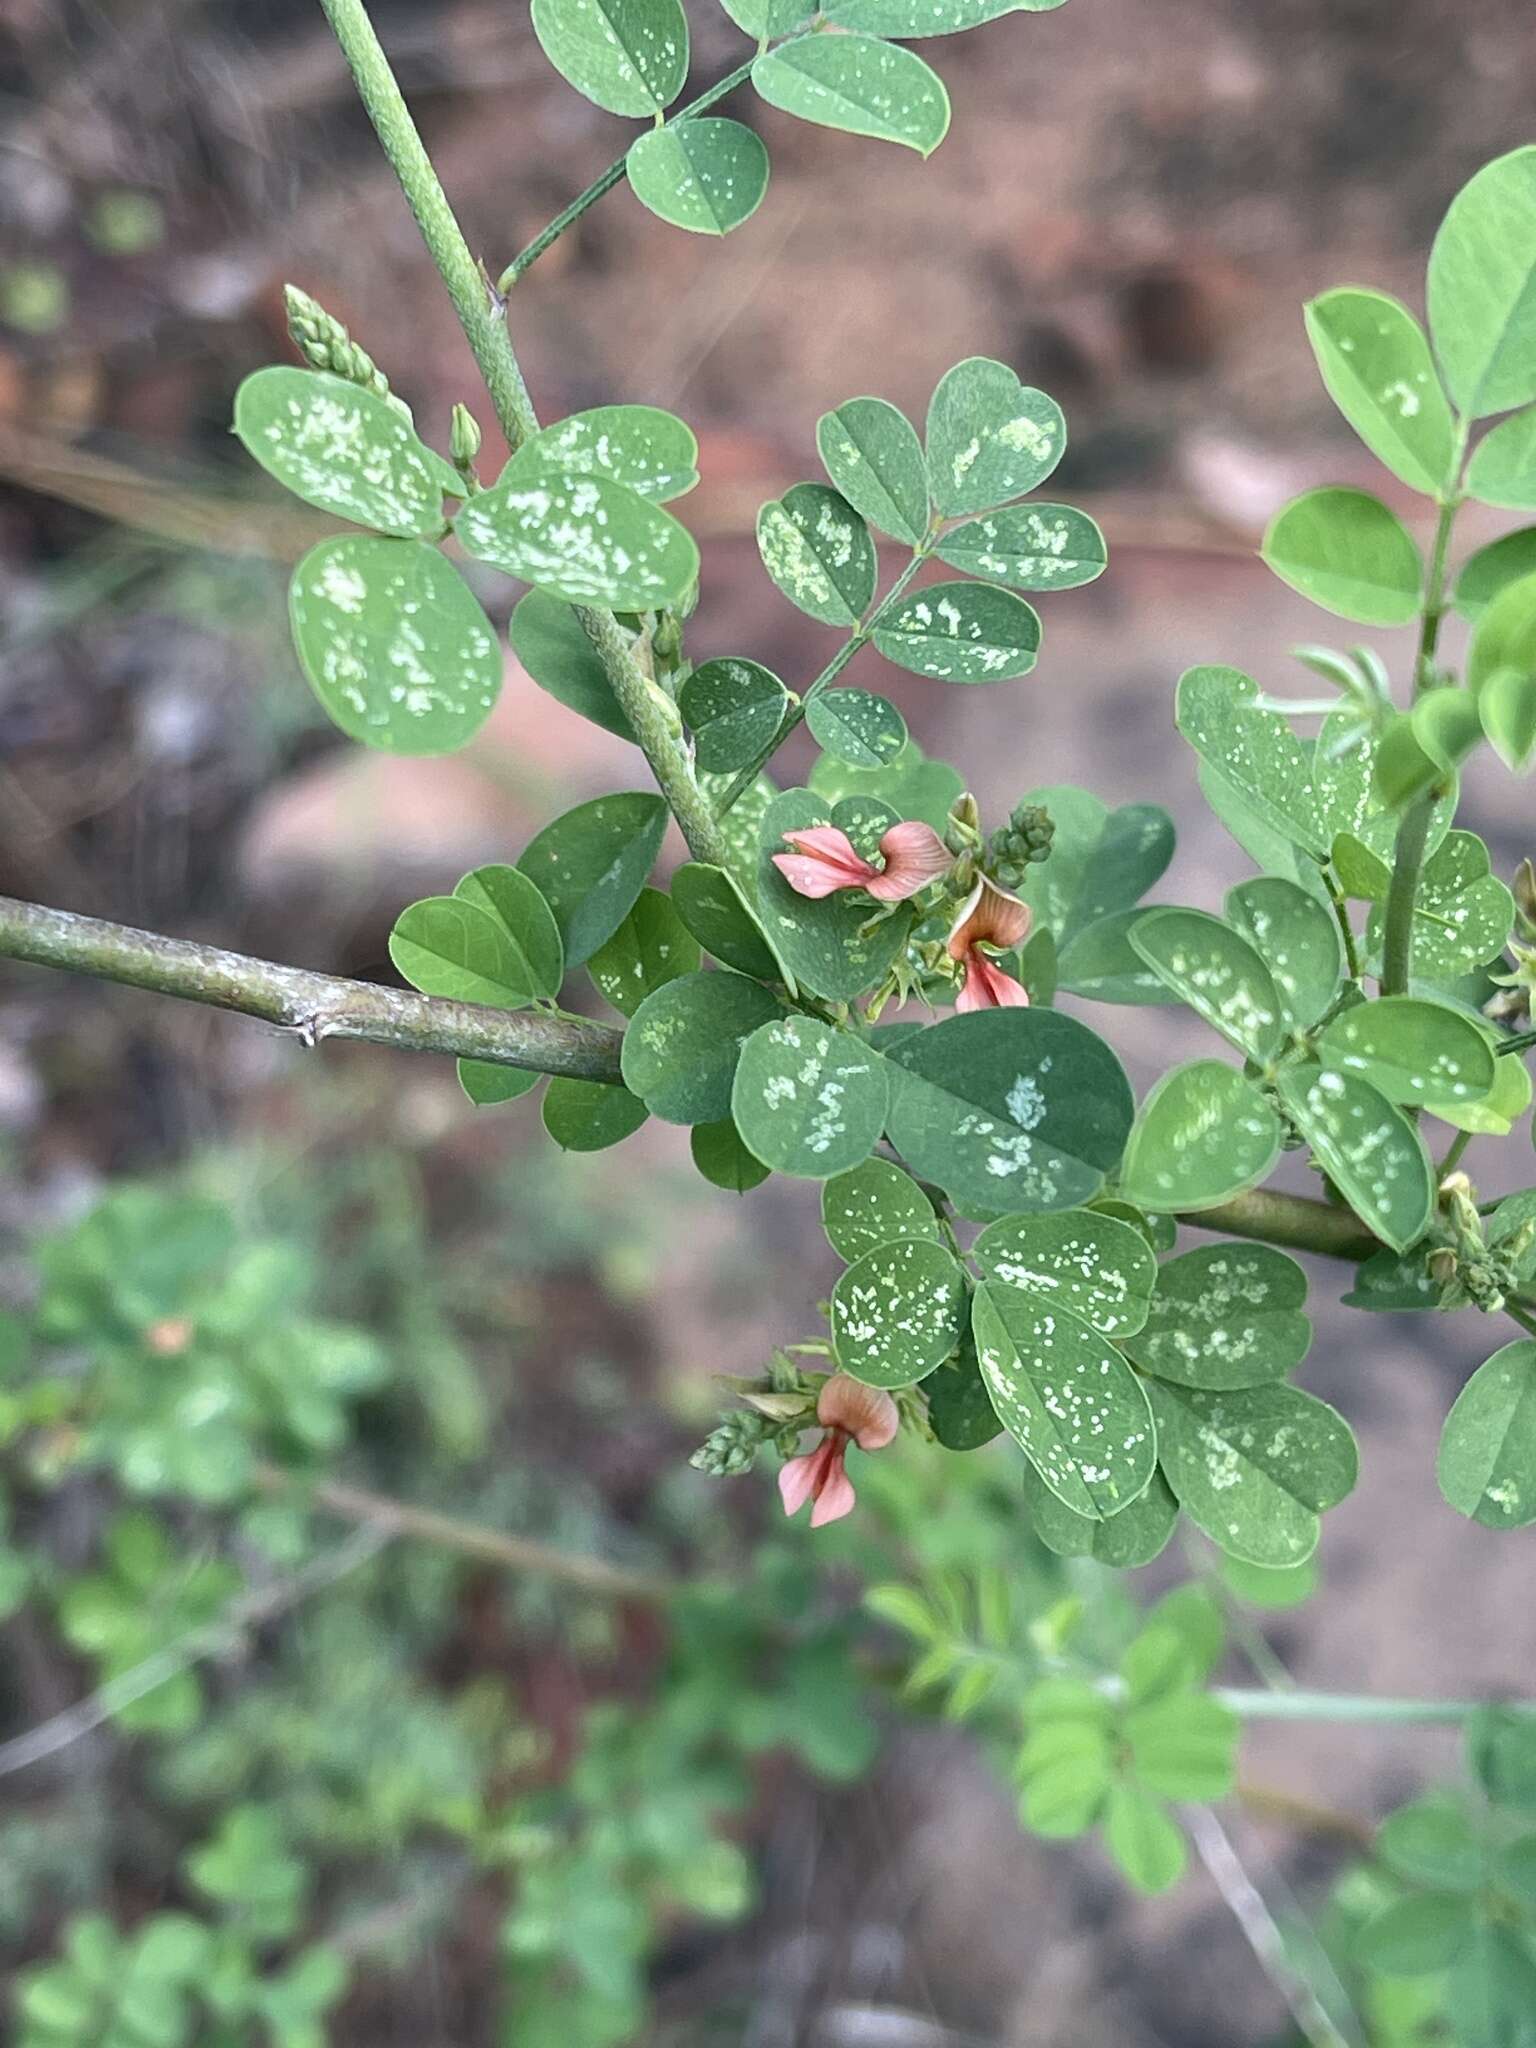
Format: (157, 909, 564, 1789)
(809, 1454, 857, 1527)
(772, 855, 866, 898)
(778, 1450, 820, 1517)
(866, 821, 952, 902)
(949, 874, 1031, 956)
(956, 947, 1030, 1012)
(817, 1372, 900, 1449)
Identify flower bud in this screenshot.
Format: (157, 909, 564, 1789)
(450, 402, 482, 469)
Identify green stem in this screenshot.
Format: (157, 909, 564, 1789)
(1437, 1128, 1473, 1178)
(1212, 1687, 1508, 1726)
(714, 546, 934, 819)
(318, 0, 728, 867)
(499, 56, 761, 291)
(0, 895, 626, 1082)
(1320, 865, 1363, 983)
(1508, 1303, 1536, 1341)
(1497, 1027, 1536, 1058)
(1179, 1188, 1378, 1262)
(1380, 790, 1435, 997)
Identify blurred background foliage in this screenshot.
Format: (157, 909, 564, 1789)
(6, 0, 1536, 2042)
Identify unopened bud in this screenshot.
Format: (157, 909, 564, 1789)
(283, 283, 409, 417)
(450, 402, 482, 469)
(1427, 1247, 1459, 1286)
(1515, 857, 1536, 933)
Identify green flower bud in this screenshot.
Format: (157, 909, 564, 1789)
(450, 402, 482, 469)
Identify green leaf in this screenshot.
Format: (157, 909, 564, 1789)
(756, 482, 876, 625)
(1363, 830, 1514, 982)
(1448, 1921, 1536, 2046)
(821, 1157, 942, 1262)
(1343, 1244, 1441, 1312)
(1356, 1894, 1478, 1977)
(1224, 877, 1343, 1035)
(691, 1117, 771, 1192)
(731, 1015, 889, 1177)
(972, 1282, 1155, 1516)
(458, 1059, 542, 1107)
(1151, 1379, 1357, 1565)
(288, 537, 500, 756)
(1455, 528, 1536, 621)
(510, 589, 634, 739)
(1427, 145, 1536, 418)
(1221, 1554, 1317, 1610)
(1438, 1340, 1536, 1529)
(670, 859, 791, 985)
(1470, 568, 1536, 695)
(1377, 1799, 1484, 1892)
(620, 969, 781, 1123)
(234, 367, 454, 537)
(824, 0, 1069, 29)
(1126, 1243, 1311, 1390)
(509, 404, 699, 502)
(1129, 908, 1286, 1063)
(831, 1237, 967, 1386)
(1276, 1065, 1433, 1252)
(925, 1335, 1004, 1449)
(925, 356, 1065, 517)
(1262, 487, 1422, 625)
(517, 792, 669, 967)
(542, 1077, 649, 1151)
(806, 687, 908, 768)
(457, 467, 699, 609)
(807, 738, 963, 834)
(716, 0, 804, 32)
(816, 396, 929, 545)
(935, 502, 1106, 591)
(750, 35, 950, 157)
(884, 1007, 1134, 1214)
(1176, 666, 1325, 857)
(1102, 1784, 1187, 1895)
(587, 886, 699, 1016)
(1468, 404, 1536, 510)
(973, 1208, 1156, 1338)
(1018, 1745, 1113, 1837)
(453, 864, 564, 1001)
(680, 657, 789, 772)
(871, 579, 1041, 681)
(1054, 908, 1180, 1005)
(625, 118, 769, 236)
(389, 896, 537, 1006)
(1124, 1691, 1239, 1801)
(1468, 1706, 1536, 1813)
(1318, 995, 1495, 1106)
(1023, 1464, 1179, 1566)
(1017, 787, 1175, 946)
(756, 789, 913, 1000)
(530, 0, 689, 116)
(1303, 288, 1456, 496)
(1481, 665, 1536, 770)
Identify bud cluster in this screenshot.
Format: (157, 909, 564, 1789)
(985, 802, 1056, 889)
(284, 284, 408, 415)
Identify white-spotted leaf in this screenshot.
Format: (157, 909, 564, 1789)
(751, 35, 950, 156)
(1277, 1064, 1433, 1252)
(1438, 1341, 1536, 1529)
(1151, 1380, 1357, 1566)
(816, 396, 930, 545)
(680, 658, 789, 773)
(1129, 908, 1286, 1063)
(457, 466, 699, 609)
(825, 0, 1069, 31)
(971, 1284, 1155, 1518)
(509, 404, 699, 502)
(1363, 831, 1513, 982)
(1303, 288, 1456, 497)
(871, 580, 1040, 681)
(973, 1209, 1156, 1339)
(587, 886, 699, 1017)
(925, 357, 1065, 517)
(757, 483, 876, 625)
(936, 503, 1106, 591)
(1318, 996, 1495, 1107)
(731, 1016, 889, 1178)
(620, 969, 782, 1124)
(821, 1157, 942, 1263)
(806, 688, 908, 768)
(531, 0, 689, 116)
(626, 118, 770, 236)
(288, 537, 501, 756)
(1224, 877, 1343, 1036)
(1126, 1244, 1311, 1391)
(1117, 1062, 1283, 1215)
(832, 1237, 967, 1386)
(1176, 667, 1326, 857)
(670, 860, 792, 987)
(234, 368, 456, 538)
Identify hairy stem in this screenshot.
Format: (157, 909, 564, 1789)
(499, 55, 763, 290)
(0, 896, 626, 1082)
(317, 0, 728, 866)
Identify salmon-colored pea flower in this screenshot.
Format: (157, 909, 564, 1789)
(778, 1372, 900, 1528)
(772, 821, 951, 903)
(947, 874, 1031, 1012)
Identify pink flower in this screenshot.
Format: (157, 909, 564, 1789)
(772, 821, 951, 903)
(778, 1373, 900, 1529)
(947, 875, 1031, 1012)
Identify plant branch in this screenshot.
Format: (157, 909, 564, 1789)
(0, 895, 626, 1082)
(253, 1464, 676, 1602)
(1178, 1189, 1378, 1263)
(1379, 789, 1435, 997)
(498, 56, 762, 291)
(317, 0, 729, 867)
